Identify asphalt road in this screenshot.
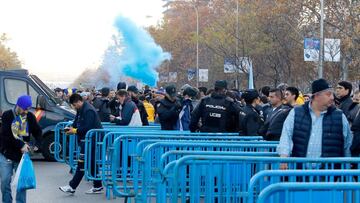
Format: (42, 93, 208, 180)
(3, 156, 126, 203)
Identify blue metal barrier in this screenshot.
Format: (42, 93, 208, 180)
(98, 132, 263, 199)
(138, 142, 277, 202)
(257, 182, 360, 203)
(54, 123, 161, 163)
(65, 127, 163, 174)
(163, 156, 360, 203)
(106, 133, 269, 199)
(54, 121, 70, 162)
(154, 150, 278, 203)
(249, 169, 360, 203)
(89, 131, 246, 185)
(54, 121, 74, 163)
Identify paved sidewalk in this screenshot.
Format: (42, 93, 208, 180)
(2, 158, 126, 203)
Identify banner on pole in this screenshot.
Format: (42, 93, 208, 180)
(304, 38, 320, 61)
(159, 73, 168, 82)
(224, 57, 252, 73)
(199, 69, 208, 82)
(168, 72, 177, 82)
(187, 69, 196, 81)
(224, 58, 236, 73)
(324, 38, 340, 62)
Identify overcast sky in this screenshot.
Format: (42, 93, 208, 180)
(0, 0, 165, 83)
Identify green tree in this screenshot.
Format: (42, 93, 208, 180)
(0, 33, 22, 70)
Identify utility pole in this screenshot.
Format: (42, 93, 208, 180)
(318, 0, 324, 78)
(236, 0, 239, 89)
(195, 4, 199, 88)
(163, 0, 199, 87)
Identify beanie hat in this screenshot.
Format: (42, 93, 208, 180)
(117, 82, 127, 91)
(338, 81, 352, 96)
(127, 85, 139, 94)
(16, 95, 32, 110)
(312, 79, 331, 94)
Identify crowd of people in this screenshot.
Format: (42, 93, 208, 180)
(71, 80, 360, 159)
(54, 80, 360, 142)
(1, 78, 357, 199)
(54, 79, 360, 162)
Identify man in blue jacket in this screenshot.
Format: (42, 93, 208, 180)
(59, 93, 103, 195)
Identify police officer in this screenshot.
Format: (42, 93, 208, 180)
(241, 89, 265, 136)
(190, 80, 240, 132)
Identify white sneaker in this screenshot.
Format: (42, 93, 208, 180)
(59, 185, 75, 195)
(85, 187, 104, 194)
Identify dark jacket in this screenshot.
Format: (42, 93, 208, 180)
(157, 96, 181, 130)
(348, 103, 360, 124)
(112, 97, 138, 126)
(73, 101, 102, 139)
(259, 104, 291, 141)
(0, 110, 42, 162)
(292, 102, 344, 157)
(92, 97, 111, 122)
(338, 96, 353, 119)
(350, 107, 360, 156)
(242, 104, 264, 136)
(131, 96, 149, 126)
(262, 103, 272, 120)
(109, 98, 119, 116)
(190, 92, 240, 133)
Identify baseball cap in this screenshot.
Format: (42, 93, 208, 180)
(165, 85, 177, 97)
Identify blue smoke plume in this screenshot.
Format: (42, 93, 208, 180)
(108, 16, 171, 87)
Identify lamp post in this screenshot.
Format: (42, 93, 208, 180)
(318, 0, 324, 79)
(164, 0, 199, 87)
(236, 0, 239, 89)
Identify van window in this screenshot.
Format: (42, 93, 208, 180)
(4, 79, 27, 104)
(29, 85, 39, 107)
(4, 79, 40, 107)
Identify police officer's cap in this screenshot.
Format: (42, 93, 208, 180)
(242, 89, 259, 103)
(215, 80, 227, 89)
(183, 87, 198, 97)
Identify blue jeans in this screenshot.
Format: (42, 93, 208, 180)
(0, 153, 26, 203)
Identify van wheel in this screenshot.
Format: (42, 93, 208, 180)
(41, 133, 56, 161)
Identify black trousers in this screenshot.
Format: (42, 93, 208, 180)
(69, 140, 102, 189)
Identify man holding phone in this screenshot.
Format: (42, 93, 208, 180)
(59, 93, 103, 195)
(0, 95, 42, 203)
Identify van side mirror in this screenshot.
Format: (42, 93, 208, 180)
(36, 95, 48, 110)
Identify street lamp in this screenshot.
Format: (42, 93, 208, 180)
(318, 0, 324, 79)
(163, 0, 199, 87)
